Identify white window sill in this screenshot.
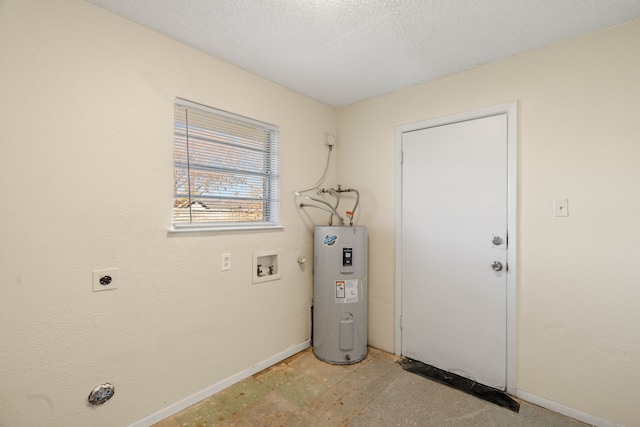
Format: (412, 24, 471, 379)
(168, 224, 284, 234)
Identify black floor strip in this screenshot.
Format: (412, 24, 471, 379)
(398, 357, 520, 413)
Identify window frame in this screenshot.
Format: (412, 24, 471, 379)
(171, 98, 281, 232)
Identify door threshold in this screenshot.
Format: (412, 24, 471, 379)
(398, 357, 520, 413)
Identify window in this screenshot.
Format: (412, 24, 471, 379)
(173, 98, 280, 230)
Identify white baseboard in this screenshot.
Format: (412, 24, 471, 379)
(128, 340, 311, 427)
(516, 390, 622, 427)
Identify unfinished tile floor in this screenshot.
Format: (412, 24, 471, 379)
(153, 347, 590, 427)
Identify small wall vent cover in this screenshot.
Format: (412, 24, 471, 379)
(88, 383, 115, 405)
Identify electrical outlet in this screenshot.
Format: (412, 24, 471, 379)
(221, 253, 231, 271)
(93, 268, 118, 292)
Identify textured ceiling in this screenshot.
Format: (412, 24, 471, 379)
(86, 0, 640, 107)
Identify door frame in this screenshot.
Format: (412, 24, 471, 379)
(394, 102, 518, 394)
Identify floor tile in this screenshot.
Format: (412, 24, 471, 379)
(275, 374, 328, 407)
(305, 384, 373, 425)
(152, 417, 181, 427)
(216, 391, 300, 426)
(173, 377, 270, 426)
(334, 355, 403, 398)
(254, 362, 328, 406)
(154, 347, 592, 427)
(254, 363, 301, 389)
(343, 347, 377, 371)
(367, 370, 442, 421)
(407, 380, 494, 426)
(346, 407, 397, 427)
(287, 348, 352, 387)
(284, 408, 326, 427)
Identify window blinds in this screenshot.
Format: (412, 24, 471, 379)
(173, 99, 279, 228)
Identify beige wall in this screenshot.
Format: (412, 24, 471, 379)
(2, 0, 639, 425)
(0, 1, 335, 426)
(337, 19, 640, 426)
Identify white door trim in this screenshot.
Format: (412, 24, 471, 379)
(394, 102, 518, 394)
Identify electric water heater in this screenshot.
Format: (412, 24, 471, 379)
(313, 226, 368, 364)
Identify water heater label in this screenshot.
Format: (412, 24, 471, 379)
(323, 234, 338, 246)
(336, 281, 345, 298)
(335, 279, 358, 303)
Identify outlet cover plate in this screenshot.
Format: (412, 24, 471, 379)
(221, 253, 231, 271)
(554, 198, 569, 217)
(93, 268, 118, 292)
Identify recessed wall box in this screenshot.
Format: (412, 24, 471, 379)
(253, 251, 281, 284)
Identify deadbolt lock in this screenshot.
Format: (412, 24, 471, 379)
(492, 235, 503, 245)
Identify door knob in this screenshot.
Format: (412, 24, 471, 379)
(491, 261, 503, 271)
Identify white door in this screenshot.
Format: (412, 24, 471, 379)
(401, 113, 508, 389)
